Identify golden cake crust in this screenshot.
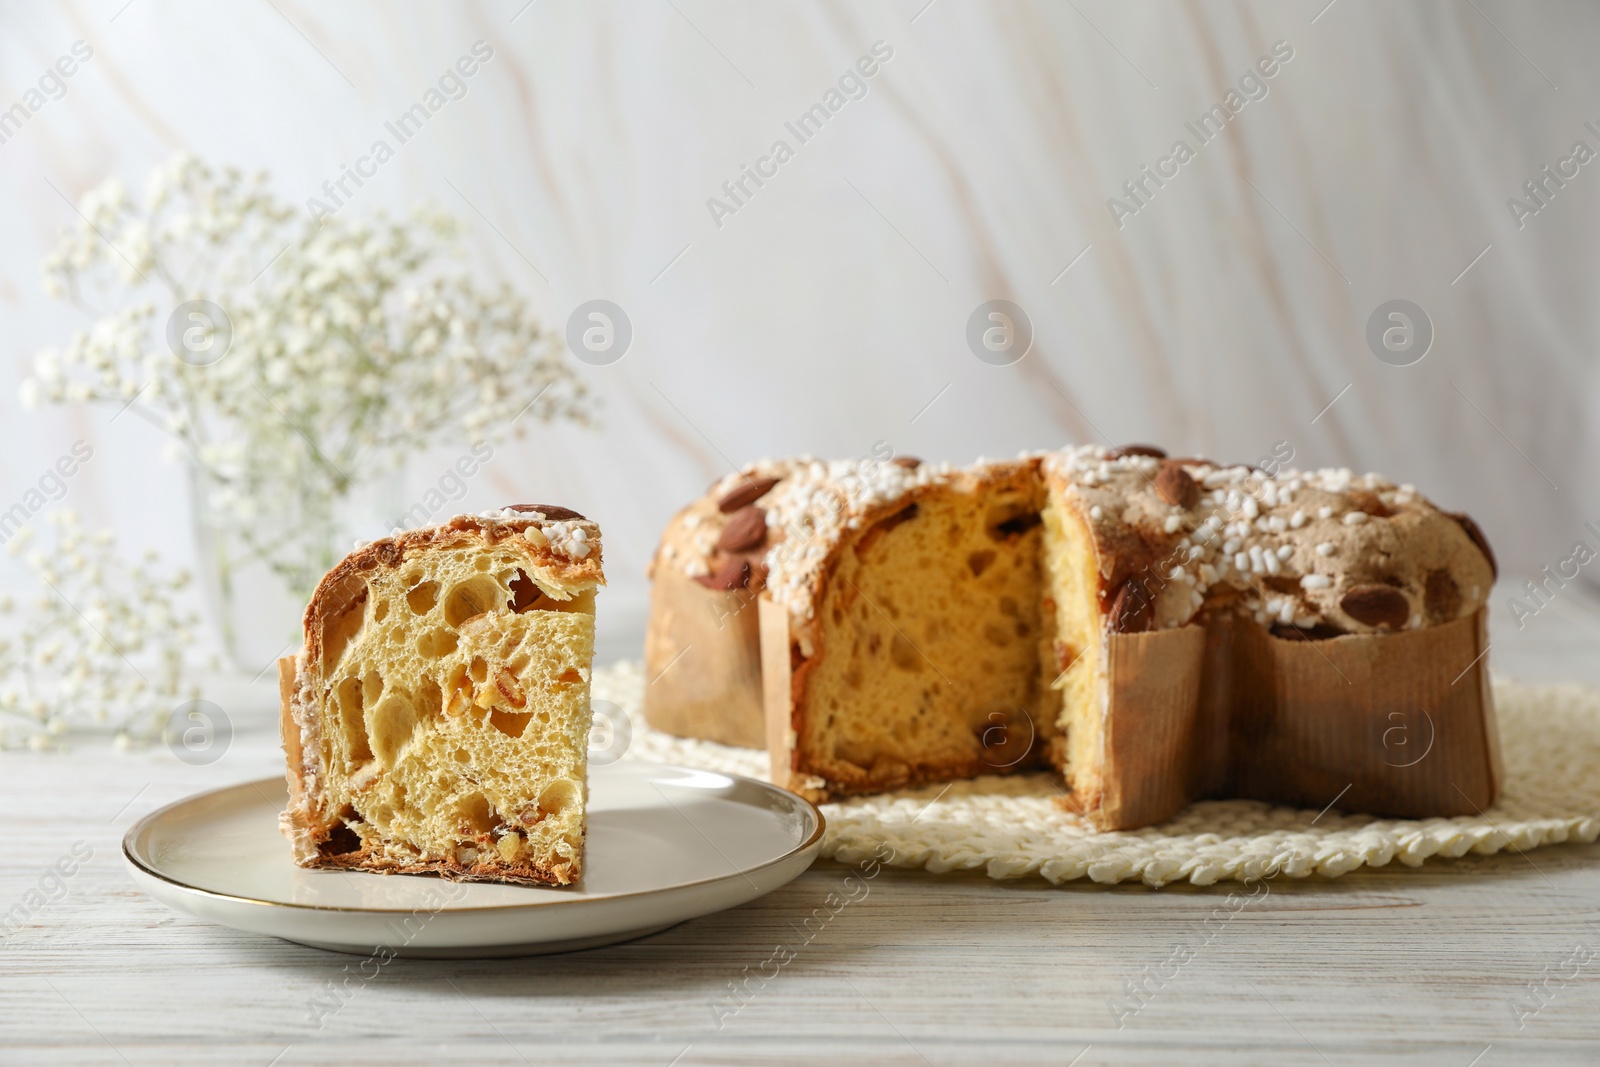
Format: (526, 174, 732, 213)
(1041, 446, 1494, 637)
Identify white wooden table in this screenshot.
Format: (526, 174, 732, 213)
(4, 593, 1600, 1066)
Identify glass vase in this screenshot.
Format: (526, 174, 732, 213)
(189, 463, 403, 676)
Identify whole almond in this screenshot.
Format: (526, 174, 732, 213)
(1109, 444, 1166, 460)
(892, 456, 922, 469)
(1447, 511, 1497, 579)
(506, 504, 585, 521)
(717, 506, 768, 552)
(1106, 579, 1153, 633)
(693, 556, 750, 591)
(717, 476, 780, 513)
(1340, 584, 1410, 629)
(1154, 461, 1200, 509)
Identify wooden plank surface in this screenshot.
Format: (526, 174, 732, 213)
(3, 599, 1599, 1066)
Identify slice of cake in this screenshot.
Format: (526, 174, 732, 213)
(279, 505, 603, 886)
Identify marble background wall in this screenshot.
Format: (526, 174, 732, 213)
(2, 0, 1597, 650)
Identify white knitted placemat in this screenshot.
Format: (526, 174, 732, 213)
(594, 662, 1600, 887)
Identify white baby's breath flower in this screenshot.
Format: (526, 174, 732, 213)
(0, 514, 205, 750)
(25, 151, 589, 610)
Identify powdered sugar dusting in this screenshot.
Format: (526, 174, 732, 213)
(443, 510, 601, 562)
(1043, 444, 1489, 633)
(657, 444, 1492, 639)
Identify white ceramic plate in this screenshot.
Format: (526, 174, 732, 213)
(124, 762, 823, 958)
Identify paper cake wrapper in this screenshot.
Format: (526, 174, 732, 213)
(642, 566, 767, 748)
(762, 597, 807, 793)
(1095, 608, 1500, 830)
(765, 588, 1500, 828)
